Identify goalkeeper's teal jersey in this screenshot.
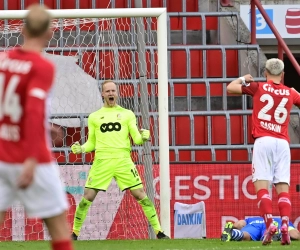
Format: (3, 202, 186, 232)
(84, 105, 144, 159)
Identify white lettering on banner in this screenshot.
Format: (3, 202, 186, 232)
(153, 176, 160, 200)
(212, 175, 232, 199)
(234, 175, 239, 199)
(193, 176, 210, 200)
(154, 175, 255, 200)
(175, 176, 191, 200)
(242, 175, 256, 200)
(176, 212, 203, 226)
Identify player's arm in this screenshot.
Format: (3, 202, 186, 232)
(71, 115, 96, 154)
(128, 111, 150, 145)
(20, 62, 54, 188)
(227, 74, 254, 94)
(233, 220, 246, 230)
(289, 229, 300, 240)
(287, 221, 300, 240)
(24, 62, 54, 160)
(291, 88, 300, 108)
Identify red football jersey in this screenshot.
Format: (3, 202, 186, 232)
(242, 80, 300, 143)
(0, 49, 55, 163)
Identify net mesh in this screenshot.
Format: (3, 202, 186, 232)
(0, 16, 160, 240)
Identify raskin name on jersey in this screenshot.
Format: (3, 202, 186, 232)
(260, 121, 281, 133)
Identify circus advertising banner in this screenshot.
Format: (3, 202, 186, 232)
(1, 164, 300, 240)
(240, 5, 300, 38)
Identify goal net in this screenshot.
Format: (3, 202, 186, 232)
(0, 8, 169, 241)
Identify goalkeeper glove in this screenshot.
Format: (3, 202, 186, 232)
(140, 129, 150, 141)
(71, 141, 85, 154)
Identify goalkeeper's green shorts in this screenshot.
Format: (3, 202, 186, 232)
(85, 157, 143, 191)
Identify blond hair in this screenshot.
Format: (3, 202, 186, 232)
(265, 58, 284, 76)
(101, 80, 117, 91)
(24, 4, 52, 38)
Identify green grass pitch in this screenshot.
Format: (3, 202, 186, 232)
(1, 239, 300, 250)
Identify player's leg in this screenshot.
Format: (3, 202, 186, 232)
(252, 137, 278, 245)
(274, 139, 291, 245)
(0, 163, 16, 225)
(241, 231, 252, 241)
(271, 219, 281, 241)
(44, 212, 73, 250)
(17, 164, 73, 250)
(221, 222, 233, 241)
(72, 188, 97, 239)
(132, 187, 169, 239)
(230, 229, 245, 241)
(114, 158, 169, 239)
(252, 137, 275, 229)
(275, 183, 291, 245)
(72, 158, 113, 239)
(221, 223, 254, 241)
(241, 225, 261, 241)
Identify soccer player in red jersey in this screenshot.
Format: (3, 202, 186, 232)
(227, 58, 300, 246)
(0, 5, 73, 250)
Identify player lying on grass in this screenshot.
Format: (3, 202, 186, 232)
(221, 216, 300, 242)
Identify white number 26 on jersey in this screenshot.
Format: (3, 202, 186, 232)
(0, 73, 22, 123)
(258, 94, 288, 124)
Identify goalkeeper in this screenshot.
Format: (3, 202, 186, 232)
(71, 80, 169, 240)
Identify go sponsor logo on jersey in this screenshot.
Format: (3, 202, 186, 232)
(100, 122, 121, 132)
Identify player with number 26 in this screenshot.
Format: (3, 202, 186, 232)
(227, 58, 300, 246)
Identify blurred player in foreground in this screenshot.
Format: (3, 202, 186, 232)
(71, 80, 169, 240)
(0, 5, 73, 250)
(221, 217, 300, 242)
(227, 58, 300, 245)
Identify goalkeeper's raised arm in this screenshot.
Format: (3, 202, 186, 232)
(71, 114, 96, 154)
(128, 111, 150, 145)
(71, 80, 169, 240)
(71, 115, 96, 154)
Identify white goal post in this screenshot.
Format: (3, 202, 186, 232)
(0, 8, 170, 238)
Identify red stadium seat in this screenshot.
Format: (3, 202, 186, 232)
(231, 115, 244, 144)
(175, 116, 191, 145)
(215, 150, 227, 161)
(195, 150, 212, 161)
(231, 150, 249, 161)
